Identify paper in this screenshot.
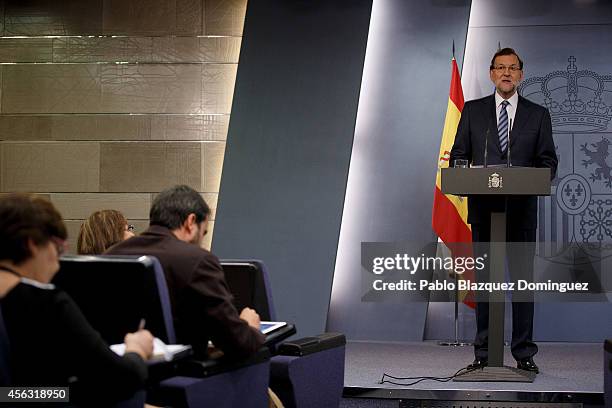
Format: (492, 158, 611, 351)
(110, 338, 191, 362)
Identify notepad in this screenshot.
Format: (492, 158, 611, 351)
(260, 321, 287, 335)
(110, 338, 192, 362)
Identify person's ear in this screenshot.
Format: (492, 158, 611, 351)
(27, 238, 39, 257)
(185, 213, 197, 234)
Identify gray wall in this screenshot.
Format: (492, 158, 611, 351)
(213, 0, 373, 336)
(327, 0, 472, 341)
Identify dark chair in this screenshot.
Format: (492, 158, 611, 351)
(0, 305, 12, 386)
(605, 339, 612, 408)
(56, 255, 270, 408)
(54, 255, 175, 344)
(0, 299, 145, 408)
(221, 259, 347, 408)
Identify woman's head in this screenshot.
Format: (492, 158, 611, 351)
(77, 210, 133, 255)
(0, 193, 67, 280)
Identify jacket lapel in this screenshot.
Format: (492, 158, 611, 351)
(509, 95, 531, 149)
(485, 95, 500, 152)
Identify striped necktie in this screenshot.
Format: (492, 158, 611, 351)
(498, 100, 509, 153)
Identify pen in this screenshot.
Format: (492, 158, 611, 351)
(138, 318, 146, 331)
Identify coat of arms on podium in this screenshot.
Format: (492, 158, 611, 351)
(488, 172, 502, 189)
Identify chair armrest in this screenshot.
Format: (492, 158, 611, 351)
(277, 333, 346, 356)
(176, 347, 270, 377)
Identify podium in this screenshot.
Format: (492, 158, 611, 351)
(441, 166, 551, 382)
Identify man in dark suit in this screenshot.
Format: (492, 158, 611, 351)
(450, 48, 558, 373)
(106, 185, 265, 360)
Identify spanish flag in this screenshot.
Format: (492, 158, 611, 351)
(432, 58, 475, 308)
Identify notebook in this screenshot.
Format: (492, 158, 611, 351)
(111, 338, 192, 363)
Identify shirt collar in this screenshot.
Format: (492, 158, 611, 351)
(495, 91, 519, 109)
(20, 277, 55, 290)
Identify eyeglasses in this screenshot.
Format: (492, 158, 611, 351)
(51, 237, 67, 256)
(492, 65, 521, 72)
(127, 224, 135, 232)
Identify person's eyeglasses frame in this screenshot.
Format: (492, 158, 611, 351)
(492, 64, 521, 73)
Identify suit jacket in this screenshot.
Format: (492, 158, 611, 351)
(450, 94, 558, 229)
(106, 225, 265, 359)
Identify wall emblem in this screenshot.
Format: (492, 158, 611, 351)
(519, 56, 612, 257)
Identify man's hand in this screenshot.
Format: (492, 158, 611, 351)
(124, 329, 154, 360)
(240, 307, 261, 330)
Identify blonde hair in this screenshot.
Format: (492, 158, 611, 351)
(77, 210, 127, 255)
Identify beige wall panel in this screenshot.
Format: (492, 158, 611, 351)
(64, 220, 85, 255)
(202, 220, 214, 251)
(202, 192, 218, 220)
(150, 114, 229, 141)
(51, 193, 151, 219)
(100, 64, 202, 114)
(0, 38, 53, 63)
(100, 142, 202, 192)
(1, 65, 102, 113)
(53, 37, 154, 64)
(0, 142, 100, 192)
(1, 64, 217, 114)
(53, 37, 240, 64)
(0, 114, 228, 141)
(102, 0, 202, 36)
(204, 0, 247, 36)
(202, 141, 225, 192)
(202, 64, 237, 114)
(4, 0, 103, 36)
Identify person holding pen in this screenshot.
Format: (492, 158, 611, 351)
(0, 193, 154, 406)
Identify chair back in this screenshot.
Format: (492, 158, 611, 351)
(53, 255, 175, 344)
(220, 259, 276, 321)
(0, 305, 11, 385)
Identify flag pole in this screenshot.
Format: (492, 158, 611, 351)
(438, 41, 472, 347)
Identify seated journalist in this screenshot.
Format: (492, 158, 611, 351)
(77, 209, 136, 255)
(106, 185, 265, 360)
(0, 193, 154, 405)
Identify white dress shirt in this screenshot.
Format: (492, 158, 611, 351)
(495, 91, 518, 131)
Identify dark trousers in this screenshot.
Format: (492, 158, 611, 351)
(471, 223, 538, 361)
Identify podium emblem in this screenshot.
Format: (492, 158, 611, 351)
(488, 172, 502, 189)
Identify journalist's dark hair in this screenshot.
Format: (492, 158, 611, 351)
(0, 193, 67, 264)
(490, 47, 523, 70)
(149, 185, 211, 230)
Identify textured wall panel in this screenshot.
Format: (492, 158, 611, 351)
(201, 64, 237, 114)
(204, 0, 247, 36)
(0, 38, 53, 63)
(1, 65, 102, 114)
(0, 142, 100, 192)
(102, 0, 202, 36)
(202, 220, 214, 250)
(53, 37, 241, 64)
(202, 141, 225, 192)
(0, 114, 228, 141)
(3, 0, 103, 36)
(51, 193, 151, 219)
(99, 142, 201, 192)
(0, 64, 226, 114)
(99, 64, 203, 114)
(202, 192, 218, 220)
(150, 114, 229, 141)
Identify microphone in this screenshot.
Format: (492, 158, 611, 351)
(483, 116, 493, 168)
(507, 118, 513, 167)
